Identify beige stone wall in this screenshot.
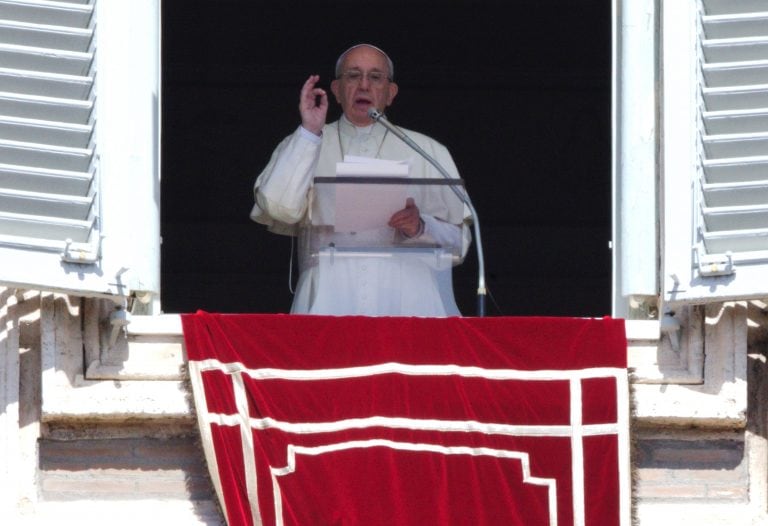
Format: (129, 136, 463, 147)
(1, 291, 223, 524)
(3, 290, 768, 524)
(631, 302, 768, 524)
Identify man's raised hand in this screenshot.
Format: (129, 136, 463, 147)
(299, 75, 328, 136)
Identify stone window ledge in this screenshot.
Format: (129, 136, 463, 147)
(38, 296, 748, 428)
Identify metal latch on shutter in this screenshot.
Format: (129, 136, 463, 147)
(61, 238, 100, 264)
(694, 246, 735, 277)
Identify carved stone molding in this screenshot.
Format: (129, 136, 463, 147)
(629, 302, 748, 427)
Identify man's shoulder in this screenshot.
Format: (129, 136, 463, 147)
(322, 120, 341, 133)
(395, 125, 450, 151)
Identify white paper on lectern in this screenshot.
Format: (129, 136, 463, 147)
(341, 155, 410, 168)
(334, 158, 410, 232)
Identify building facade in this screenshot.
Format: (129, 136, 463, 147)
(0, 0, 767, 524)
(616, 0, 768, 523)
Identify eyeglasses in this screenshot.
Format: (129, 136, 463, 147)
(338, 69, 391, 86)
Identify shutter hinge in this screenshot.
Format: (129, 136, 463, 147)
(98, 300, 131, 352)
(660, 310, 681, 351)
(694, 246, 735, 277)
(107, 304, 130, 349)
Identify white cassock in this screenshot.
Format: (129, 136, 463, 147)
(251, 116, 472, 317)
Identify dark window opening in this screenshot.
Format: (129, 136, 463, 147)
(161, 1, 611, 316)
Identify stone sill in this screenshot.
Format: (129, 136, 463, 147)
(12, 500, 223, 526)
(42, 311, 748, 429)
(41, 307, 193, 423)
(636, 501, 766, 526)
(626, 305, 748, 428)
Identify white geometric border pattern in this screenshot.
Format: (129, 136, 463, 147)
(189, 360, 630, 526)
(271, 441, 558, 526)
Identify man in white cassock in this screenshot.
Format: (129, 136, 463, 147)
(251, 43, 472, 316)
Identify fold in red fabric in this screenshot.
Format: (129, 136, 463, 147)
(182, 313, 628, 526)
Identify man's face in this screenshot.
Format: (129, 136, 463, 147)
(331, 46, 399, 126)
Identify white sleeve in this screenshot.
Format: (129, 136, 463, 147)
(250, 126, 322, 227)
(420, 214, 473, 262)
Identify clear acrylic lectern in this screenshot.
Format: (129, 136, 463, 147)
(297, 173, 467, 316)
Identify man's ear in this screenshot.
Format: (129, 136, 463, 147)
(385, 82, 399, 107)
(330, 79, 341, 103)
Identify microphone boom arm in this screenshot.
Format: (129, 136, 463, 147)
(368, 108, 487, 316)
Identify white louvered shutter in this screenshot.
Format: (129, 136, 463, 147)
(0, 0, 160, 299)
(663, 0, 768, 304)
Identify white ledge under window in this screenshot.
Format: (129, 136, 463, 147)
(40, 295, 191, 422)
(627, 302, 748, 428)
(34, 294, 748, 428)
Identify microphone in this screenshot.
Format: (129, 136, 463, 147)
(368, 108, 412, 146)
(368, 107, 488, 317)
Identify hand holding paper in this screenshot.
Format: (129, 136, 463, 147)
(333, 157, 410, 232)
(388, 197, 423, 238)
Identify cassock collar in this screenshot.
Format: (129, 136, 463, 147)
(338, 114, 387, 138)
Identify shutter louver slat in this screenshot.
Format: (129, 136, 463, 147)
(0, 1, 93, 29)
(704, 86, 768, 112)
(703, 133, 768, 158)
(702, 229, 768, 254)
(0, 140, 91, 172)
(0, 115, 92, 147)
(704, 181, 768, 206)
(0, 91, 92, 123)
(0, 163, 92, 194)
(703, 205, 768, 230)
(0, 43, 93, 76)
(0, 19, 92, 51)
(0, 187, 92, 219)
(0, 68, 92, 99)
(0, 213, 91, 241)
(704, 13, 768, 40)
(699, 0, 768, 259)
(703, 108, 768, 134)
(702, 62, 768, 87)
(703, 38, 768, 63)
(702, 0, 768, 16)
(0, 0, 95, 254)
(703, 157, 768, 183)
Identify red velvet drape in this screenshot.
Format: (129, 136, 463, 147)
(183, 313, 628, 526)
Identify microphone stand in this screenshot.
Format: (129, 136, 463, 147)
(368, 108, 487, 317)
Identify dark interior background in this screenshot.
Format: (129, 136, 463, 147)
(160, 1, 612, 317)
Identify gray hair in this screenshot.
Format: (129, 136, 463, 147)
(334, 43, 395, 80)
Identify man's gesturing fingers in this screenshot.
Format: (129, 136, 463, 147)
(299, 75, 328, 135)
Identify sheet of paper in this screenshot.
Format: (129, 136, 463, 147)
(334, 158, 410, 232)
(336, 156, 409, 176)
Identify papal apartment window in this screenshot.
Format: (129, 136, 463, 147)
(160, 2, 613, 316)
